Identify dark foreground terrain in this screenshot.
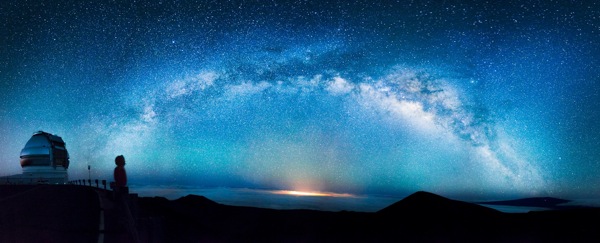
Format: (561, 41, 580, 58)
(1, 185, 600, 242)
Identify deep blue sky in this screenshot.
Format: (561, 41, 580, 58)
(1, 0, 598, 200)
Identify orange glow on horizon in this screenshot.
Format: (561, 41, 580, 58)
(271, 190, 357, 198)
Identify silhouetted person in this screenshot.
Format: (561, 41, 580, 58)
(112, 155, 139, 242)
(112, 155, 129, 203)
(114, 155, 127, 187)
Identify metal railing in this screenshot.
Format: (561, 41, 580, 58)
(69, 179, 109, 190)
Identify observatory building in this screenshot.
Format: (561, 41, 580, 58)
(0, 131, 70, 184)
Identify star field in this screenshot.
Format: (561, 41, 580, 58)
(1, 0, 599, 200)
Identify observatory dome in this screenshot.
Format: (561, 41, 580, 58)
(20, 131, 70, 169)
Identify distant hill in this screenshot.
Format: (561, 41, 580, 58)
(374, 191, 504, 239)
(477, 197, 570, 208)
(378, 191, 500, 217)
(174, 194, 221, 207)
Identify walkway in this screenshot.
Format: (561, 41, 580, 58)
(0, 185, 139, 243)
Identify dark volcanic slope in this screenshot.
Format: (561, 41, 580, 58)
(137, 194, 375, 242)
(134, 191, 600, 242)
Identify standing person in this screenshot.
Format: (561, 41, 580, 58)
(112, 155, 139, 242)
(114, 155, 127, 187)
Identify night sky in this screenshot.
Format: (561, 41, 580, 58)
(1, 0, 599, 200)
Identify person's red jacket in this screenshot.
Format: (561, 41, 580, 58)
(114, 155, 127, 187)
(114, 166, 127, 187)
